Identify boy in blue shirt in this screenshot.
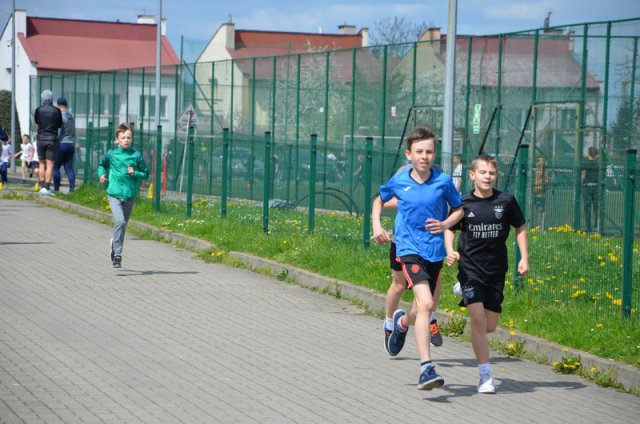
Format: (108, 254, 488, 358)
(372, 127, 462, 390)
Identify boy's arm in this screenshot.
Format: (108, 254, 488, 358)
(97, 153, 109, 182)
(134, 153, 150, 180)
(444, 228, 459, 266)
(371, 196, 391, 245)
(515, 225, 529, 275)
(426, 206, 463, 234)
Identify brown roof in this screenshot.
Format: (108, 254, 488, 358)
(229, 29, 363, 59)
(449, 35, 600, 89)
(20, 17, 179, 72)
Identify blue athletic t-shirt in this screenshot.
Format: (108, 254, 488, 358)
(379, 167, 462, 260)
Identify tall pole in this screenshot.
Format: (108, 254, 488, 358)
(155, 0, 162, 128)
(10, 0, 17, 172)
(442, 0, 458, 174)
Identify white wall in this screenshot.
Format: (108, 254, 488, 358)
(0, 10, 34, 138)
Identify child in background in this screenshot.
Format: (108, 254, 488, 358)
(15, 134, 36, 183)
(98, 123, 149, 268)
(1, 137, 12, 186)
(445, 154, 529, 394)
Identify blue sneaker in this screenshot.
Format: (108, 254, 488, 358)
(417, 365, 445, 390)
(386, 309, 407, 356)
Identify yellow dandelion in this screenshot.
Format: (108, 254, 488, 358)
(596, 323, 604, 328)
(510, 331, 516, 336)
(562, 348, 569, 352)
(553, 361, 559, 367)
(590, 367, 597, 373)
(507, 343, 515, 350)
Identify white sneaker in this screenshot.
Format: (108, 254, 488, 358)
(453, 281, 462, 297)
(478, 372, 496, 394)
(39, 187, 54, 196)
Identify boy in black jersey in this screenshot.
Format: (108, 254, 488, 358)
(444, 154, 529, 394)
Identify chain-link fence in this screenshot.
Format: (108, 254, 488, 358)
(30, 17, 640, 320)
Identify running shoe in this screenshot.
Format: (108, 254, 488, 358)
(478, 371, 496, 394)
(112, 255, 122, 268)
(417, 365, 444, 390)
(453, 281, 462, 297)
(383, 321, 396, 355)
(430, 320, 443, 347)
(386, 309, 407, 356)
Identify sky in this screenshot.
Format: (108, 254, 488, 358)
(1, 0, 640, 55)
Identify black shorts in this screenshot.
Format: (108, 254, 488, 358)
(389, 241, 402, 271)
(397, 255, 442, 295)
(458, 280, 505, 313)
(37, 139, 58, 162)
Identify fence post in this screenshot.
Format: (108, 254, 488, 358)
(154, 125, 162, 212)
(83, 122, 93, 184)
(221, 128, 229, 218)
(622, 148, 637, 319)
(363, 137, 373, 250)
(186, 125, 194, 218)
(515, 143, 529, 289)
(263, 131, 271, 234)
(308, 134, 317, 233)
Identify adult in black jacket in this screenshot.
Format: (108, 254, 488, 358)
(34, 89, 62, 195)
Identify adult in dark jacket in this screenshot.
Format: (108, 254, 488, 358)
(53, 97, 76, 192)
(34, 89, 62, 195)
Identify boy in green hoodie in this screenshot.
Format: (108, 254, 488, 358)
(98, 123, 149, 268)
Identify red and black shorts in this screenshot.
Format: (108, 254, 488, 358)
(396, 255, 442, 295)
(389, 241, 402, 271)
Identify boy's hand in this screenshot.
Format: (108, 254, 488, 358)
(99, 174, 107, 183)
(445, 251, 459, 266)
(127, 166, 134, 175)
(518, 259, 529, 275)
(425, 218, 446, 234)
(372, 227, 391, 245)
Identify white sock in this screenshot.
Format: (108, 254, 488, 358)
(397, 316, 408, 331)
(479, 363, 492, 375)
(384, 317, 394, 331)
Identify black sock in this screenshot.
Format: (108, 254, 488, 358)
(45, 183, 51, 190)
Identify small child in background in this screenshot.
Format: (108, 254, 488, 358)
(98, 123, 149, 268)
(1, 137, 12, 186)
(15, 134, 36, 183)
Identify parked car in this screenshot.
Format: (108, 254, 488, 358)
(294, 149, 338, 182)
(211, 146, 265, 180)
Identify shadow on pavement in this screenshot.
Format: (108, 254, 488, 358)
(116, 269, 201, 276)
(423, 378, 586, 402)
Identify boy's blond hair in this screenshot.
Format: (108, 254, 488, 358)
(470, 154, 498, 171)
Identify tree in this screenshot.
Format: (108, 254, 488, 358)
(0, 90, 22, 141)
(369, 16, 429, 46)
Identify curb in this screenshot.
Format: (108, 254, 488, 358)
(6, 192, 639, 393)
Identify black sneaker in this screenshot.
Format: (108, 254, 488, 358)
(430, 320, 443, 347)
(109, 238, 115, 262)
(112, 255, 122, 268)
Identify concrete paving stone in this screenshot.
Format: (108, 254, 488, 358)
(1, 199, 639, 424)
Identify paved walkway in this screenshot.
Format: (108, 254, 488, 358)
(0, 199, 638, 424)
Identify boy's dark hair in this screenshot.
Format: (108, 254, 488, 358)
(471, 154, 498, 171)
(116, 123, 133, 138)
(588, 146, 599, 157)
(406, 126, 437, 151)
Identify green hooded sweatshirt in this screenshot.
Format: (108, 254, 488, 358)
(98, 146, 149, 199)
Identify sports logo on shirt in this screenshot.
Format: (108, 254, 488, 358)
(494, 205, 504, 219)
(403, 186, 412, 191)
(468, 211, 476, 218)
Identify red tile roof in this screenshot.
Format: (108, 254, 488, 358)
(20, 17, 179, 72)
(229, 29, 363, 59)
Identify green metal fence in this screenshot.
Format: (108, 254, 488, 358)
(31, 17, 640, 320)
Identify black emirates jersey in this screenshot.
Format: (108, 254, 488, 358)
(452, 189, 526, 284)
